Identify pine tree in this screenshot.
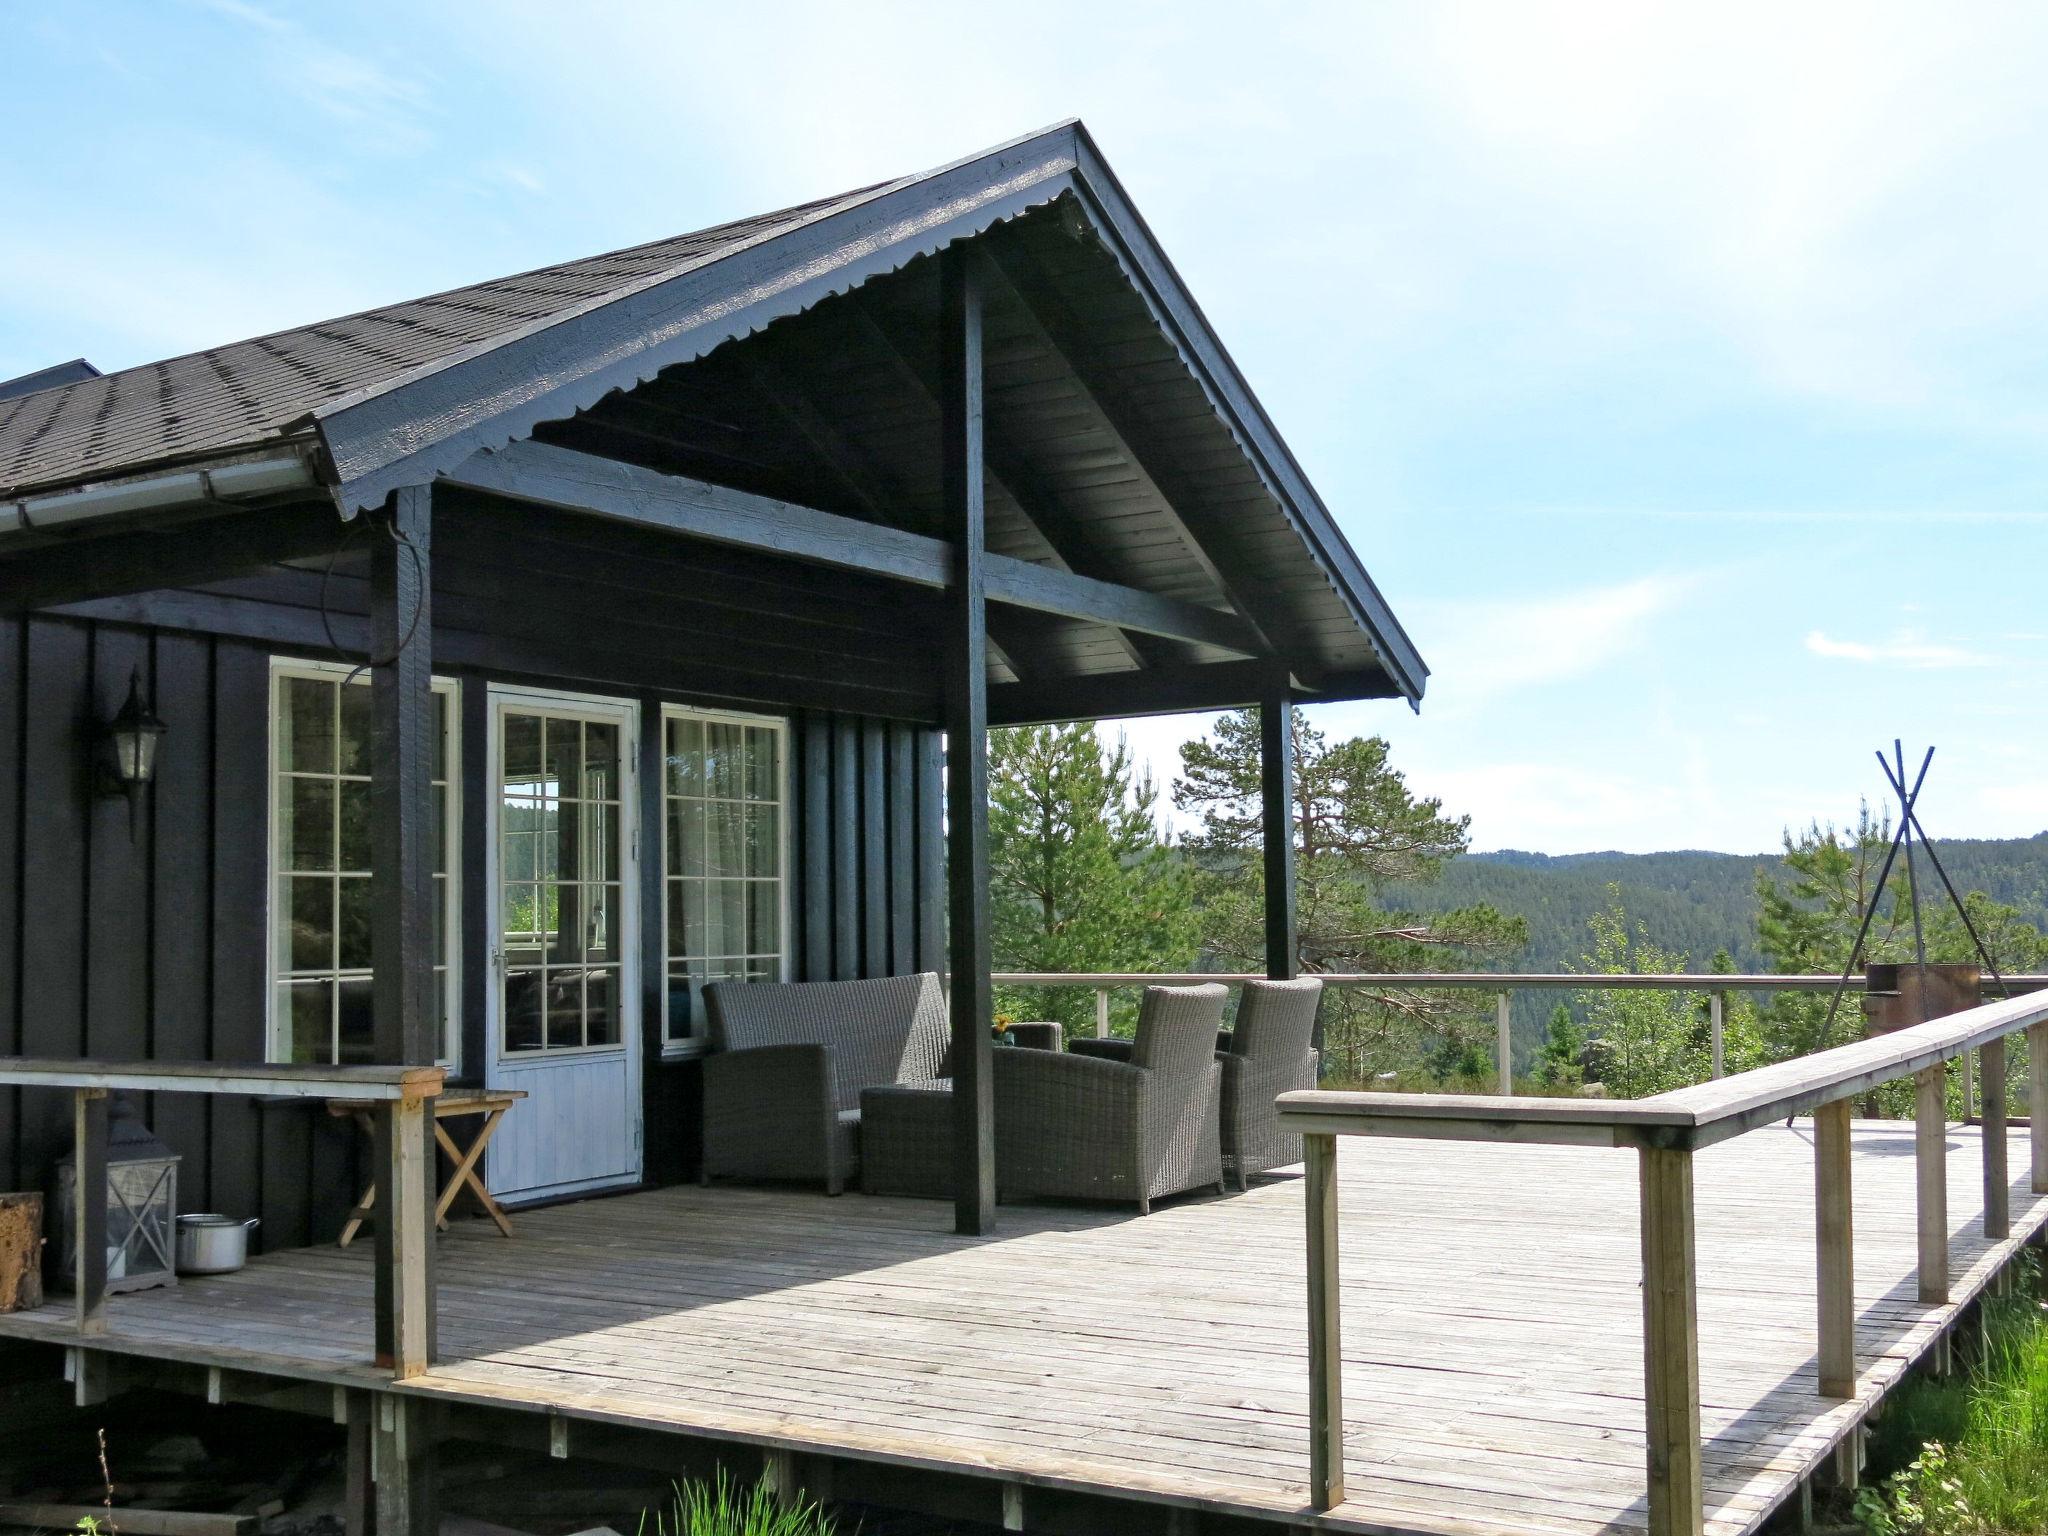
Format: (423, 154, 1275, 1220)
(1173, 709, 1523, 1085)
(988, 724, 1200, 1037)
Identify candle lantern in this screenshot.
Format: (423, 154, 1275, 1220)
(54, 1094, 179, 1295)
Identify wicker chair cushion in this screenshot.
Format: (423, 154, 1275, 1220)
(1130, 983, 1231, 1076)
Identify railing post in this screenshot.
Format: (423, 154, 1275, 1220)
(1303, 1132, 1344, 1512)
(374, 1096, 434, 1377)
(1915, 1065, 1949, 1305)
(1814, 1099, 1855, 1397)
(72, 1087, 109, 1338)
(2031, 1020, 2048, 1195)
(1710, 992, 1725, 1080)
(1639, 1145, 1703, 1536)
(1496, 991, 1512, 1095)
(1095, 986, 1109, 1040)
(1981, 1036, 2008, 1241)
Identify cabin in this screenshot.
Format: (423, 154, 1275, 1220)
(5, 121, 2044, 1536)
(0, 120, 1423, 1240)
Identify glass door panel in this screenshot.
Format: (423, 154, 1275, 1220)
(499, 711, 627, 1055)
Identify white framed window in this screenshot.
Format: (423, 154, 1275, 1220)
(267, 660, 460, 1067)
(660, 705, 789, 1052)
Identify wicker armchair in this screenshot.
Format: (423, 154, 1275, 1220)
(702, 973, 947, 1195)
(992, 983, 1227, 1214)
(1216, 978, 1323, 1189)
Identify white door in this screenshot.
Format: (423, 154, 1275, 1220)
(485, 688, 643, 1203)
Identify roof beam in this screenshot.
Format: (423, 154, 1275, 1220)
(438, 440, 1263, 656)
(989, 661, 1400, 727)
(0, 501, 346, 613)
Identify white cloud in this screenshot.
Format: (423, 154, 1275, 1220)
(1412, 573, 1697, 708)
(1804, 629, 1995, 669)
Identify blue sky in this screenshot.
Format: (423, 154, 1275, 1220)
(7, 1, 2045, 854)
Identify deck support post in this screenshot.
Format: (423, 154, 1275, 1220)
(940, 246, 996, 1237)
(1982, 1036, 2009, 1240)
(2031, 1021, 2048, 1195)
(1915, 1066, 1949, 1305)
(371, 483, 438, 1371)
(1814, 1099, 1855, 1398)
(1303, 1131, 1344, 1512)
(1638, 1145, 1703, 1536)
(71, 1086, 108, 1337)
(372, 1394, 437, 1536)
(339, 1391, 373, 1536)
(1260, 689, 1297, 988)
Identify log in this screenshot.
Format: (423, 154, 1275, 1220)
(0, 1193, 44, 1312)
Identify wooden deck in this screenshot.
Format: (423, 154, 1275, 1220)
(5, 1121, 2044, 1536)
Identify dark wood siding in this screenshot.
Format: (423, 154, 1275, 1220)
(0, 614, 364, 1257)
(0, 610, 946, 1241)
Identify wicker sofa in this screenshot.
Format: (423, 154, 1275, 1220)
(702, 973, 947, 1194)
(993, 982, 1228, 1213)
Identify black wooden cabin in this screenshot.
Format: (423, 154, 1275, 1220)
(0, 120, 1425, 1245)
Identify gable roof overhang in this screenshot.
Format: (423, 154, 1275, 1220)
(0, 121, 1427, 710)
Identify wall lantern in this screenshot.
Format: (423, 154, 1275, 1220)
(99, 669, 167, 832)
(55, 1093, 180, 1298)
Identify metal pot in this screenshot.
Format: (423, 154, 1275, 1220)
(175, 1213, 258, 1275)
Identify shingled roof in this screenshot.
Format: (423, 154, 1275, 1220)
(0, 121, 1427, 701)
(0, 185, 886, 502)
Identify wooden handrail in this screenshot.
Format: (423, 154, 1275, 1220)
(0, 1058, 446, 1102)
(993, 969, 2048, 991)
(5, 1057, 443, 1379)
(1275, 991, 2048, 1534)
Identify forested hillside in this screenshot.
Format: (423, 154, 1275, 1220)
(1393, 833, 2048, 974)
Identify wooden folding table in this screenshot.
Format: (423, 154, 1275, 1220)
(329, 1088, 527, 1247)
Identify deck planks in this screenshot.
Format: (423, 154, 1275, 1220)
(1, 1121, 2041, 1536)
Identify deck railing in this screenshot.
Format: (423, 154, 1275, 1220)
(992, 970, 2048, 1097)
(1272, 989, 2048, 1536)
(0, 1058, 445, 1379)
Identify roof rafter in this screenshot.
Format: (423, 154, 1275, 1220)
(842, 283, 1178, 675)
(979, 237, 1287, 658)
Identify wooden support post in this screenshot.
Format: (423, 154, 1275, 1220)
(372, 1394, 436, 1536)
(1639, 1146, 1703, 1536)
(1094, 987, 1109, 1039)
(1710, 993, 1725, 1080)
(1303, 1132, 1344, 1512)
(761, 1448, 796, 1506)
(1260, 691, 1297, 987)
(67, 1346, 110, 1407)
(1495, 992, 1513, 1095)
(940, 246, 995, 1237)
(72, 1087, 108, 1338)
(1832, 1425, 1863, 1492)
(1982, 1035, 2009, 1240)
(1916, 1065, 1949, 1305)
(1814, 1099, 1855, 1398)
(371, 483, 437, 1368)
(374, 1098, 433, 1378)
(338, 1391, 372, 1536)
(1000, 1483, 1025, 1532)
(548, 1413, 571, 1459)
(2032, 1020, 2048, 1195)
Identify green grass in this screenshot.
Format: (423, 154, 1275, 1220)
(1856, 1256, 2048, 1534)
(639, 1471, 840, 1536)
